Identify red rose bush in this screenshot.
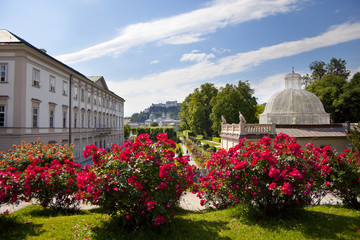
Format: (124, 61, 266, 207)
(197, 133, 327, 215)
(0, 140, 81, 210)
(76, 133, 196, 227)
(319, 147, 360, 209)
(0, 168, 21, 206)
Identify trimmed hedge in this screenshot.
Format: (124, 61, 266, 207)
(183, 130, 194, 138)
(212, 137, 221, 143)
(136, 127, 177, 142)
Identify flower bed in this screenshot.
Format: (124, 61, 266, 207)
(184, 138, 208, 168)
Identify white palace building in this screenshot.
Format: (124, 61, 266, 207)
(0, 30, 125, 162)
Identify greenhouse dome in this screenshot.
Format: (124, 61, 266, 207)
(259, 71, 330, 124)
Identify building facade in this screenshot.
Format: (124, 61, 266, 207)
(0, 30, 125, 162)
(220, 122, 355, 153)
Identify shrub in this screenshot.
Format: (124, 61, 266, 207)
(197, 133, 325, 215)
(76, 133, 196, 228)
(203, 144, 210, 150)
(197, 135, 204, 140)
(1, 139, 74, 171)
(0, 140, 80, 210)
(209, 146, 217, 155)
(20, 158, 81, 210)
(0, 168, 21, 206)
(320, 147, 360, 209)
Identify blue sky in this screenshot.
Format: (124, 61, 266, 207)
(1, 0, 360, 116)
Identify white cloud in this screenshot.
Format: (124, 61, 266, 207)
(56, 0, 298, 64)
(180, 50, 215, 62)
(350, 65, 360, 79)
(160, 34, 205, 45)
(150, 60, 159, 65)
(107, 22, 360, 116)
(212, 47, 231, 54)
(251, 73, 285, 104)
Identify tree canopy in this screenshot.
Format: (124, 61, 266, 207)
(179, 81, 257, 137)
(130, 111, 149, 123)
(210, 81, 257, 135)
(305, 58, 359, 123)
(179, 83, 218, 136)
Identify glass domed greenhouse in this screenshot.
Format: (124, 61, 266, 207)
(259, 71, 330, 124)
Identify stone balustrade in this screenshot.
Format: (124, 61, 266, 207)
(221, 123, 276, 135)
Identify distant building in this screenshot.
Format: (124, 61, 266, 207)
(220, 71, 355, 152)
(0, 30, 125, 162)
(144, 112, 180, 131)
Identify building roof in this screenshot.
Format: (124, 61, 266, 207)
(87, 76, 109, 91)
(0, 30, 21, 43)
(275, 124, 347, 138)
(0, 29, 124, 102)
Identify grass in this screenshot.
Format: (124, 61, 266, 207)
(200, 139, 221, 148)
(1, 204, 359, 240)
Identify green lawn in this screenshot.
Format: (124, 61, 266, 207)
(200, 139, 221, 148)
(1, 204, 359, 239)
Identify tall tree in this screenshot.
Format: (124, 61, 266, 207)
(306, 74, 347, 122)
(306, 58, 359, 123)
(334, 72, 360, 122)
(179, 94, 192, 131)
(124, 124, 131, 140)
(210, 81, 257, 135)
(326, 58, 351, 79)
(255, 103, 266, 122)
(179, 83, 218, 136)
(310, 60, 327, 80)
(131, 111, 149, 123)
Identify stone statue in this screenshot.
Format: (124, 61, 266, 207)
(239, 111, 246, 124)
(221, 115, 227, 124)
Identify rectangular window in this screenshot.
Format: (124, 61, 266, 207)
(81, 112, 85, 128)
(0, 105, 5, 126)
(0, 65, 7, 82)
(63, 111, 67, 128)
(32, 107, 38, 127)
(49, 76, 55, 92)
(74, 112, 78, 128)
(63, 81, 68, 95)
(81, 89, 85, 101)
(88, 113, 91, 128)
(74, 85, 78, 99)
(87, 90, 91, 103)
(94, 95, 97, 105)
(49, 110, 54, 128)
(33, 69, 40, 87)
(94, 116, 97, 128)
